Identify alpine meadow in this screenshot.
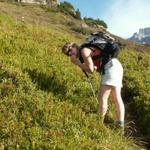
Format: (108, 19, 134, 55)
(0, 1, 150, 150)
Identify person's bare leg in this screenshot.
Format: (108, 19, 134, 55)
(111, 86, 125, 126)
(98, 85, 111, 122)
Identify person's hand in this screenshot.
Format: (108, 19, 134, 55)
(94, 66, 97, 71)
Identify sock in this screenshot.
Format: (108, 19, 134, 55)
(116, 121, 124, 127)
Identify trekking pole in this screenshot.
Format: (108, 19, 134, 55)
(83, 70, 98, 103)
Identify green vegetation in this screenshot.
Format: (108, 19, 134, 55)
(120, 50, 150, 136)
(0, 2, 150, 149)
(70, 25, 91, 35)
(84, 17, 108, 29)
(58, 1, 107, 28)
(0, 12, 134, 149)
(58, 1, 81, 20)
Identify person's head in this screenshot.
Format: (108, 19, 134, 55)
(62, 42, 79, 57)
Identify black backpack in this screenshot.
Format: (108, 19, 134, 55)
(79, 32, 121, 74)
(80, 31, 120, 58)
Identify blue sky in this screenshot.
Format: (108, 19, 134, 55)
(60, 0, 150, 38)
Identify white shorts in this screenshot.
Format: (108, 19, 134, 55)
(101, 58, 123, 87)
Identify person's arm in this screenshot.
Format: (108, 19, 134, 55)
(81, 47, 95, 73)
(71, 48, 94, 73)
(70, 55, 90, 72)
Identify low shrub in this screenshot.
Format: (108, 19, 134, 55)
(71, 26, 91, 35)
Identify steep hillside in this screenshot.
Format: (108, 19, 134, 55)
(1, 1, 150, 53)
(0, 2, 150, 149)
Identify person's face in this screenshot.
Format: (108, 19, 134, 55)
(65, 44, 77, 56)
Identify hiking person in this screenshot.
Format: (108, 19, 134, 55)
(61, 32, 125, 129)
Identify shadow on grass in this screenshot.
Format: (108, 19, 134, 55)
(25, 68, 99, 114)
(25, 68, 67, 99)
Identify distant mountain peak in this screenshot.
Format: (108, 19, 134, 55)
(128, 27, 150, 44)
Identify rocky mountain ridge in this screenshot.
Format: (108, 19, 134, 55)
(128, 27, 150, 44)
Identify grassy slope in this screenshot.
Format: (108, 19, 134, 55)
(0, 2, 150, 149)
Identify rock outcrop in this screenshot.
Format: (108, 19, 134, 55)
(128, 27, 150, 44)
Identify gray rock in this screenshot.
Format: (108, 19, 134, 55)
(128, 27, 150, 44)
